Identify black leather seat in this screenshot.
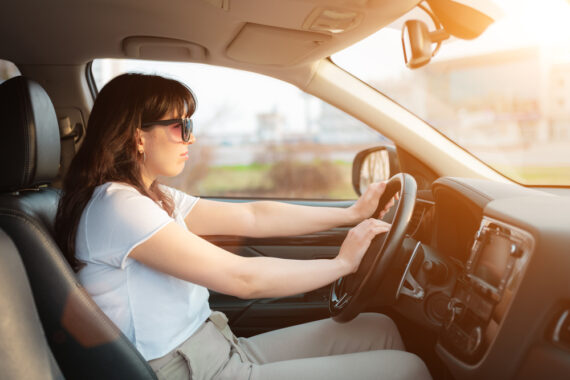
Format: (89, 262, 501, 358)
(0, 76, 157, 379)
(0, 228, 63, 379)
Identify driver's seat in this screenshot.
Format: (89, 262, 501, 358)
(0, 76, 157, 379)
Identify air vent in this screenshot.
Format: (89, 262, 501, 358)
(408, 207, 424, 236)
(408, 201, 433, 237)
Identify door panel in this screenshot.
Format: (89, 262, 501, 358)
(202, 198, 353, 337)
(211, 286, 331, 337)
(204, 230, 348, 249)
(216, 245, 341, 260)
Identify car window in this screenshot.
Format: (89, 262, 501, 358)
(0, 59, 20, 84)
(333, 0, 570, 186)
(91, 59, 390, 199)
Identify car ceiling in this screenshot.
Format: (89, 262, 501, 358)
(1, 0, 419, 77)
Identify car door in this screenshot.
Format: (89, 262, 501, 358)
(204, 199, 354, 337)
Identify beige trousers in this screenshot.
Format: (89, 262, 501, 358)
(149, 312, 432, 380)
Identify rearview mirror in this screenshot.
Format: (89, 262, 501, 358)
(401, 19, 449, 69)
(352, 146, 400, 196)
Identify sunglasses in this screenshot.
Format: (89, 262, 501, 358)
(141, 118, 194, 142)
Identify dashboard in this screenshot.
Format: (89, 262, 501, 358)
(396, 177, 570, 379)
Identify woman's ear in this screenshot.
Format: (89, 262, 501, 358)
(135, 128, 145, 153)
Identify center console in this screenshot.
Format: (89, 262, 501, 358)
(439, 217, 534, 363)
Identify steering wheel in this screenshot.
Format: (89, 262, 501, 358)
(329, 173, 417, 322)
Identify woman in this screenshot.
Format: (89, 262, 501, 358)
(55, 73, 430, 379)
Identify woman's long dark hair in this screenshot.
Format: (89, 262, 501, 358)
(55, 73, 197, 271)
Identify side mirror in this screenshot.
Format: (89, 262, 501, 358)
(352, 146, 400, 196)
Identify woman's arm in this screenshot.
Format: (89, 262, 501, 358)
(186, 182, 393, 237)
(129, 217, 390, 299)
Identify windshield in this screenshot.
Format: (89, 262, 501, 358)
(333, 0, 570, 186)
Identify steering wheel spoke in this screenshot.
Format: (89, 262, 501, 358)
(330, 278, 351, 309)
(396, 242, 425, 301)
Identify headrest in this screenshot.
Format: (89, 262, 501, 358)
(0, 76, 60, 192)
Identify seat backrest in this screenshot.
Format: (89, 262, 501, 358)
(0, 228, 63, 380)
(0, 76, 157, 379)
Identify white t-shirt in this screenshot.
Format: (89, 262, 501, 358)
(75, 182, 211, 361)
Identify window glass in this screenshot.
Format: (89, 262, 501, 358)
(333, 0, 570, 186)
(92, 59, 389, 199)
(0, 59, 20, 84)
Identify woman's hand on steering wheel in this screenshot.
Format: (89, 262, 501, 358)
(330, 173, 417, 322)
(350, 181, 397, 221)
(336, 218, 391, 274)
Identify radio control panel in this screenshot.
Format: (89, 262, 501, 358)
(440, 217, 533, 363)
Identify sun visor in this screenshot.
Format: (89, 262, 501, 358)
(226, 23, 331, 66)
(122, 37, 207, 61)
(426, 0, 495, 39)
